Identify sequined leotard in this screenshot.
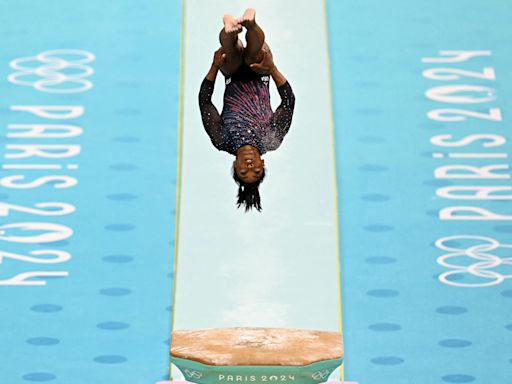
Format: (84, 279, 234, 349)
(199, 63, 295, 155)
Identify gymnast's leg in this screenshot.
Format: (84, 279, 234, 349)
(219, 14, 244, 76)
(238, 8, 265, 65)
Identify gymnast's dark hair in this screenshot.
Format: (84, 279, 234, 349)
(232, 166, 266, 212)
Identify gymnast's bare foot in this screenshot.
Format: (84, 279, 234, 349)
(237, 8, 256, 28)
(223, 14, 242, 34)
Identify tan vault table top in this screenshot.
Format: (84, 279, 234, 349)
(171, 327, 344, 366)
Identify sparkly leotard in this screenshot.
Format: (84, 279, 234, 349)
(198, 63, 295, 155)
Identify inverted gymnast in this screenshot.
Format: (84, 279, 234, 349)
(199, 8, 295, 212)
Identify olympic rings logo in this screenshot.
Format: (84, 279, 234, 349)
(311, 369, 330, 381)
(184, 369, 203, 379)
(436, 235, 512, 287)
(8, 49, 95, 93)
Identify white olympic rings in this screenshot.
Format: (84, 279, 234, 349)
(311, 369, 330, 380)
(8, 49, 95, 93)
(436, 235, 512, 288)
(184, 369, 203, 379)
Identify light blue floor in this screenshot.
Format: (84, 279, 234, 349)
(2, 1, 512, 383)
(328, 1, 512, 383)
(0, 1, 180, 383)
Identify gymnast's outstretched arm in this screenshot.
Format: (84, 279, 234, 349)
(198, 49, 225, 150)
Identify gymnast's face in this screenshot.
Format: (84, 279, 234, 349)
(234, 146, 265, 184)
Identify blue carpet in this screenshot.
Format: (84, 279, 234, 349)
(327, 1, 512, 383)
(0, 1, 181, 383)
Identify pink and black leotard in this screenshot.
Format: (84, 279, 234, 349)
(198, 63, 295, 155)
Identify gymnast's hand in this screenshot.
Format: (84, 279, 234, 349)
(212, 48, 226, 69)
(250, 50, 275, 74)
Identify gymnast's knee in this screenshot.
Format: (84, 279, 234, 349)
(244, 49, 264, 66)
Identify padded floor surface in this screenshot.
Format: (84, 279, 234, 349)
(2, 1, 512, 383)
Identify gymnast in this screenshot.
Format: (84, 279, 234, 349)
(199, 8, 295, 212)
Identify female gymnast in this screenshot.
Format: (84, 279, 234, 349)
(199, 8, 295, 212)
